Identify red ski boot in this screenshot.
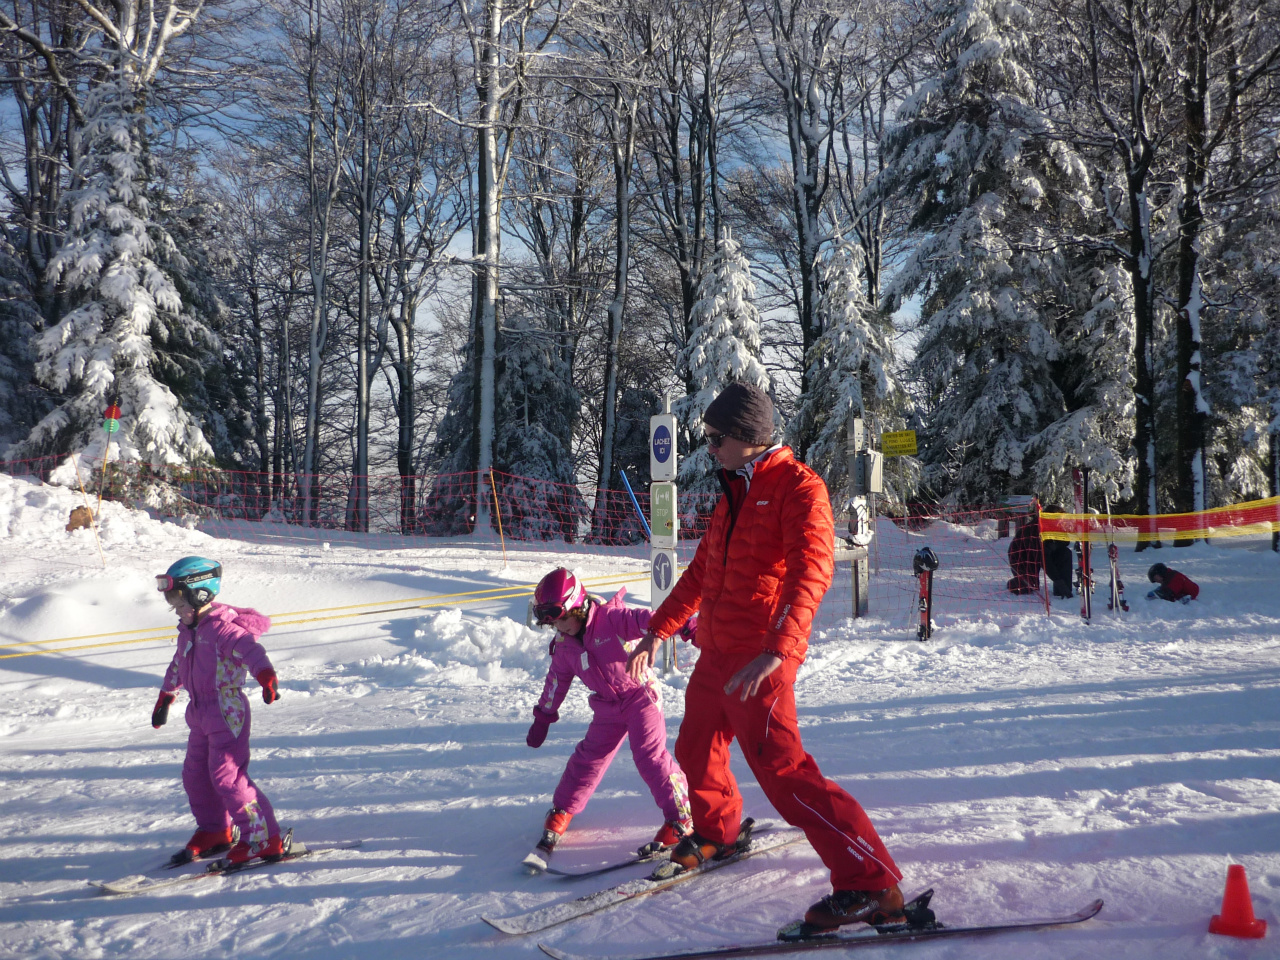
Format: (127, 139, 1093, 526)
(639, 818, 693, 856)
(522, 808, 572, 874)
(169, 827, 236, 867)
(224, 834, 285, 868)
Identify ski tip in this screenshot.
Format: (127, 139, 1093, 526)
(1078, 899, 1104, 920)
(89, 876, 148, 896)
(538, 944, 590, 960)
(482, 915, 527, 936)
(522, 853, 549, 876)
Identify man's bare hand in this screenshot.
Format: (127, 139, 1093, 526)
(723, 653, 783, 701)
(626, 632, 661, 681)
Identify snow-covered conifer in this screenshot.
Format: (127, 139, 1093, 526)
(790, 237, 901, 492)
(676, 232, 771, 495)
(16, 77, 211, 472)
(880, 0, 1091, 503)
(492, 316, 582, 540)
(0, 225, 49, 453)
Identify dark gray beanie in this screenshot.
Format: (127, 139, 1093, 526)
(702, 382, 775, 445)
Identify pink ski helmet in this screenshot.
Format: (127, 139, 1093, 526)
(533, 568, 588, 624)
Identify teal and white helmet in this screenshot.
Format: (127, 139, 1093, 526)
(156, 556, 222, 607)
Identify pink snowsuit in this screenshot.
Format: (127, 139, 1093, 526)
(160, 603, 280, 849)
(535, 590, 690, 822)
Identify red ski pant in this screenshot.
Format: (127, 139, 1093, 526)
(675, 654, 901, 891)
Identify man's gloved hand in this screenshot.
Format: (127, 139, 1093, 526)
(526, 715, 551, 748)
(256, 668, 280, 704)
(1179, 595, 1192, 605)
(152, 691, 176, 728)
(1146, 590, 1158, 600)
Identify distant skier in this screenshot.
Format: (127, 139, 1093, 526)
(150, 556, 284, 867)
(1006, 513, 1043, 594)
(524, 567, 693, 870)
(1041, 505, 1075, 599)
(1146, 563, 1200, 604)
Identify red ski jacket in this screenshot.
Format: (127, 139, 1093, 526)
(1166, 571, 1199, 601)
(649, 446, 834, 664)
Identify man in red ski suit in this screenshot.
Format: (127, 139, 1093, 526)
(627, 382, 903, 931)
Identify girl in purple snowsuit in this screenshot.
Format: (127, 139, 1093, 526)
(525, 568, 692, 867)
(150, 556, 284, 866)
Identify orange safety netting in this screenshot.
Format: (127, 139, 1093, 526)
(1041, 496, 1280, 543)
(16, 455, 1273, 634)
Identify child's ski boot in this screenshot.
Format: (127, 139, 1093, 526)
(168, 826, 236, 867)
(637, 818, 693, 857)
(522, 808, 571, 874)
(222, 833, 286, 871)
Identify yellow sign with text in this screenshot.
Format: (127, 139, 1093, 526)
(881, 430, 918, 457)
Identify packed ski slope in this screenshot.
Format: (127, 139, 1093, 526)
(1, 471, 1278, 960)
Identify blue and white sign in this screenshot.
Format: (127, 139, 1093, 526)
(652, 424, 672, 464)
(649, 412, 677, 482)
(651, 549, 678, 605)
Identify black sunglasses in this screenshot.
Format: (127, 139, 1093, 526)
(704, 430, 727, 449)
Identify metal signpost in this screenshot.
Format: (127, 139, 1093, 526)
(847, 417, 883, 618)
(650, 396, 678, 672)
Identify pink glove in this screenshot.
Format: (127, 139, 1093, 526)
(526, 715, 551, 748)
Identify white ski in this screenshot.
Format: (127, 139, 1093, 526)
(485, 826, 805, 935)
(90, 837, 362, 896)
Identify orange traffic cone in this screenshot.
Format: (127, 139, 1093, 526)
(1209, 864, 1267, 938)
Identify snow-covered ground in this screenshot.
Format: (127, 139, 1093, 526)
(2, 471, 1278, 959)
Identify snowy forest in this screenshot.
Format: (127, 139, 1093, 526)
(1, 0, 1278, 534)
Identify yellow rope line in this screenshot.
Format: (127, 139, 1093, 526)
(0, 568, 652, 661)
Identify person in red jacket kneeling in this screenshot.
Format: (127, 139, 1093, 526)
(1147, 563, 1199, 604)
(627, 382, 904, 933)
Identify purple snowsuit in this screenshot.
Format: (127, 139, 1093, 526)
(535, 590, 690, 822)
(160, 603, 280, 848)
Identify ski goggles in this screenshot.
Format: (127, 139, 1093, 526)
(155, 566, 221, 593)
(533, 602, 569, 625)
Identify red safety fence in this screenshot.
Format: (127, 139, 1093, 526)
(16, 456, 1267, 636)
(1041, 497, 1280, 542)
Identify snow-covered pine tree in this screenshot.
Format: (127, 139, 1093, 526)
(424, 350, 479, 535)
(0, 223, 49, 454)
(1025, 260, 1136, 506)
(153, 187, 258, 471)
(879, 0, 1077, 503)
(16, 75, 212, 475)
(1197, 185, 1280, 506)
(676, 231, 772, 498)
(491, 316, 583, 541)
(789, 237, 901, 494)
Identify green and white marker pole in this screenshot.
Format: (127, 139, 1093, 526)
(649, 396, 678, 673)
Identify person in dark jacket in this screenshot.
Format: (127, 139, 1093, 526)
(1147, 563, 1199, 603)
(1041, 505, 1074, 598)
(1006, 514, 1043, 594)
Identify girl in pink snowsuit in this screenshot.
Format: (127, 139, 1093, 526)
(151, 557, 283, 866)
(526, 569, 692, 862)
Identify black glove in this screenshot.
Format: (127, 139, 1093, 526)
(152, 691, 176, 728)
